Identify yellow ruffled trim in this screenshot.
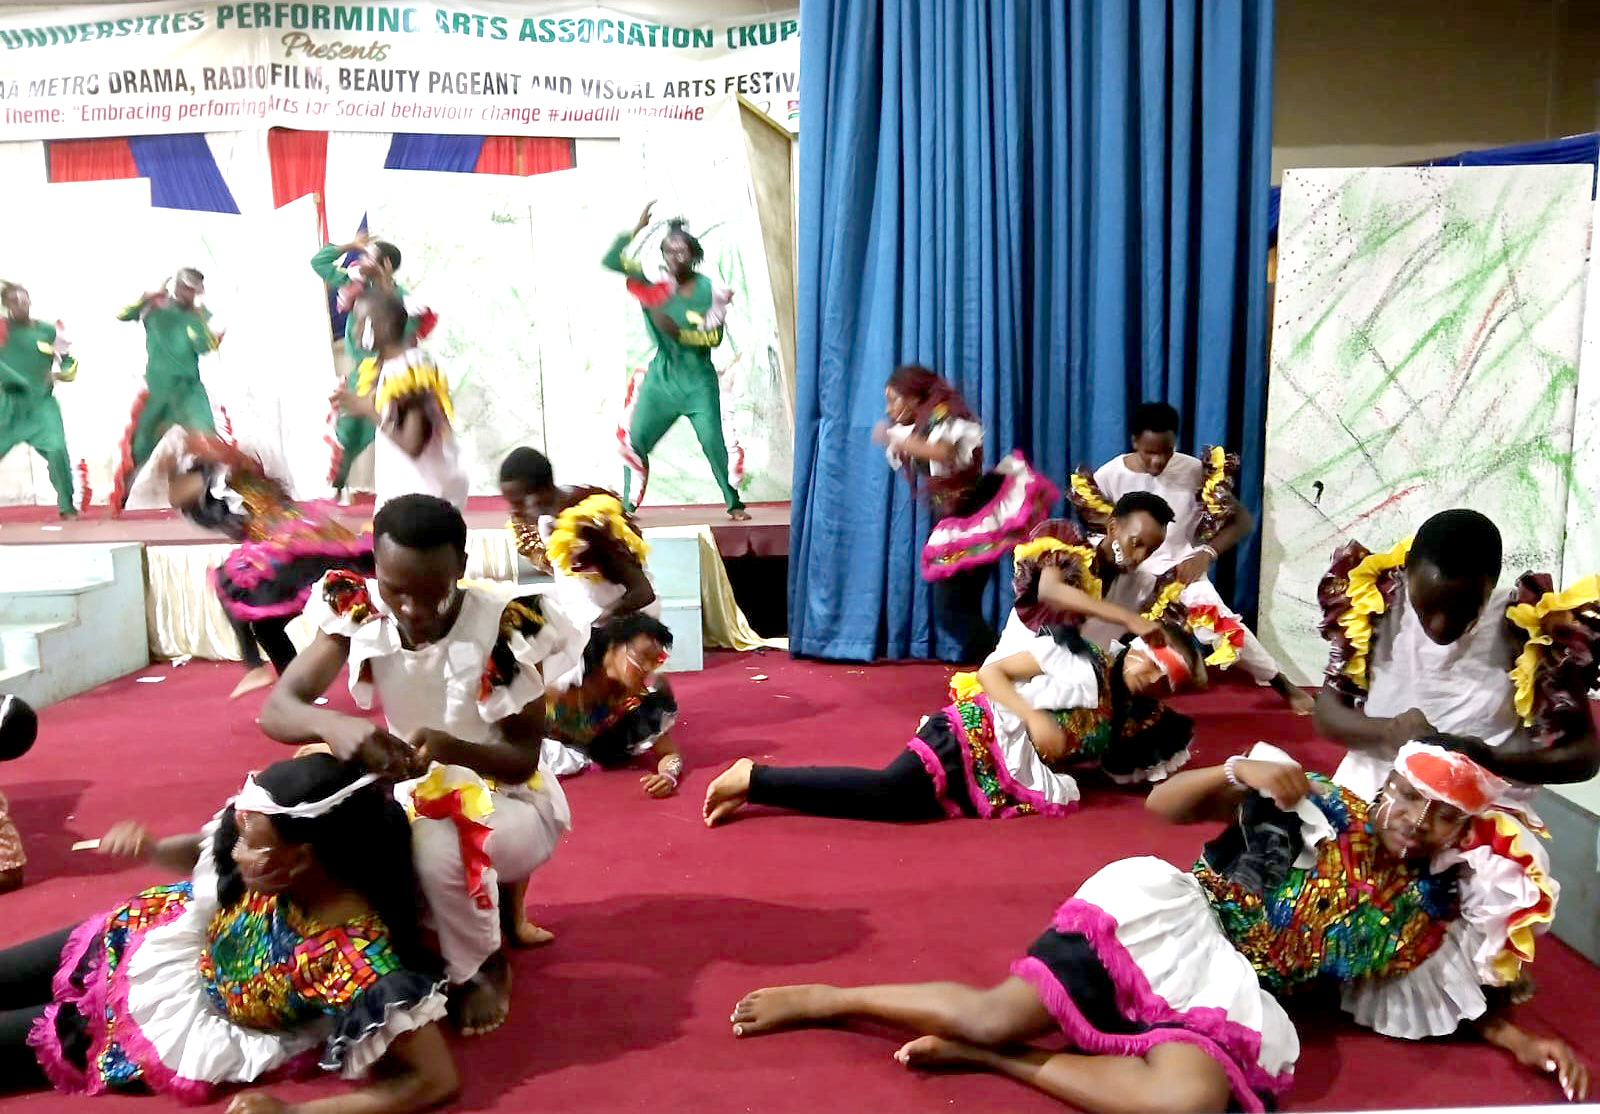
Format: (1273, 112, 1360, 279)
(546, 492, 648, 581)
(1337, 537, 1413, 689)
(1482, 812, 1559, 985)
(1506, 573, 1600, 724)
(1141, 579, 1185, 623)
(1186, 609, 1242, 668)
(1069, 472, 1114, 521)
(949, 671, 983, 702)
(408, 765, 495, 822)
(1198, 445, 1231, 518)
(355, 356, 379, 397)
(374, 360, 454, 422)
(1013, 536, 1102, 600)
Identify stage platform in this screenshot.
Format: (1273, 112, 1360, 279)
(0, 497, 791, 558)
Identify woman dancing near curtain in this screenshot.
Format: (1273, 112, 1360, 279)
(500, 446, 658, 633)
(726, 740, 1581, 1111)
(1, 753, 459, 1111)
(543, 613, 684, 794)
(876, 364, 1058, 661)
(602, 203, 749, 521)
(165, 434, 375, 699)
(703, 618, 1202, 827)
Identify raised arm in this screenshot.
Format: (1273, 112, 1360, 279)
(311, 236, 366, 287)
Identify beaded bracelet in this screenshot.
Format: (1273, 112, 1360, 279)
(1222, 754, 1245, 787)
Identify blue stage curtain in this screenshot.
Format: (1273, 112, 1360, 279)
(384, 134, 485, 172)
(790, 0, 1275, 661)
(127, 134, 240, 213)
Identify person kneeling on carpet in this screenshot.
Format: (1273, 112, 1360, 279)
(0, 695, 39, 893)
(541, 613, 683, 793)
(0, 753, 459, 1112)
(260, 494, 580, 1038)
(702, 620, 1204, 827)
(725, 740, 1582, 1112)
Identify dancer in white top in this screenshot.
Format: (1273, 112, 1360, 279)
(1079, 402, 1313, 714)
(334, 289, 468, 511)
(260, 495, 582, 1038)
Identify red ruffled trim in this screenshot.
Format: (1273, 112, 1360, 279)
(322, 570, 376, 622)
(110, 388, 151, 514)
(920, 452, 1060, 581)
(1506, 571, 1600, 749)
(625, 277, 672, 308)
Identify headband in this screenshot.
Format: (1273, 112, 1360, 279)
(1394, 742, 1515, 818)
(1129, 635, 1191, 689)
(232, 771, 380, 819)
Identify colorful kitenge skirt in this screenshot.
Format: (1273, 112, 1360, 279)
(1012, 857, 1298, 1114)
(214, 504, 375, 622)
(921, 451, 1058, 581)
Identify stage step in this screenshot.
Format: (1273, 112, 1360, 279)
(0, 543, 149, 708)
(1540, 778, 1600, 964)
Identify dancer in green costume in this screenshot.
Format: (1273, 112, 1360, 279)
(311, 232, 433, 499)
(602, 203, 749, 520)
(111, 268, 223, 512)
(0, 282, 79, 518)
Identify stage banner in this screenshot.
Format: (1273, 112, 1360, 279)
(0, 0, 799, 139)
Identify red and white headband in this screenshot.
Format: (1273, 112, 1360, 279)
(1128, 636, 1192, 688)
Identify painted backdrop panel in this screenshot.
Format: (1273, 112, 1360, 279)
(1563, 186, 1600, 589)
(1259, 166, 1591, 683)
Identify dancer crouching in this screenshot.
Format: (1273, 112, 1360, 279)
(260, 494, 580, 1036)
(703, 622, 1202, 827)
(727, 741, 1581, 1111)
(0, 753, 458, 1111)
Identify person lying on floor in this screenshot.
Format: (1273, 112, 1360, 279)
(0, 753, 460, 1113)
(1316, 507, 1600, 800)
(0, 694, 39, 894)
(725, 740, 1581, 1113)
(703, 619, 1205, 827)
(260, 493, 581, 1038)
(541, 612, 684, 794)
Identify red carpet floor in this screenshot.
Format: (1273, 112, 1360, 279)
(2, 654, 1596, 1112)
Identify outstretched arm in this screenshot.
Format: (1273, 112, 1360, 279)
(225, 1022, 459, 1114)
(99, 822, 204, 875)
(1036, 566, 1158, 637)
(259, 630, 415, 777)
(1461, 724, 1600, 785)
(1313, 686, 1434, 764)
(1475, 1013, 1589, 1101)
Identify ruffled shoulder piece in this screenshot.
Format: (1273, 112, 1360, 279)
(374, 352, 454, 423)
(1433, 811, 1559, 989)
(547, 490, 648, 580)
(1132, 573, 1246, 670)
(321, 571, 378, 636)
(1192, 445, 1242, 544)
(1504, 572, 1600, 749)
(1066, 467, 1114, 530)
(478, 595, 583, 721)
(1011, 520, 1101, 632)
(1317, 537, 1411, 702)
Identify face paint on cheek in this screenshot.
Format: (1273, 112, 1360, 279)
(1110, 538, 1126, 566)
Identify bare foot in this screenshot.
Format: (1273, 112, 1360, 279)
(1509, 970, 1537, 1005)
(229, 666, 276, 700)
(728, 508, 752, 521)
(452, 952, 513, 1036)
(500, 880, 556, 948)
(730, 984, 839, 1037)
(895, 1034, 988, 1070)
(703, 758, 754, 827)
(0, 867, 23, 893)
(1271, 676, 1316, 717)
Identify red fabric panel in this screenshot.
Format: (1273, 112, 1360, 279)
(47, 137, 138, 182)
(267, 127, 330, 242)
(473, 136, 577, 176)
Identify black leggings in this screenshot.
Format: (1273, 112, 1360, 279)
(933, 564, 996, 664)
(747, 750, 945, 822)
(229, 615, 296, 674)
(0, 926, 72, 1092)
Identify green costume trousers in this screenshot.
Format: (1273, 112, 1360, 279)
(332, 367, 375, 490)
(117, 379, 215, 506)
(0, 393, 74, 514)
(622, 367, 744, 512)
